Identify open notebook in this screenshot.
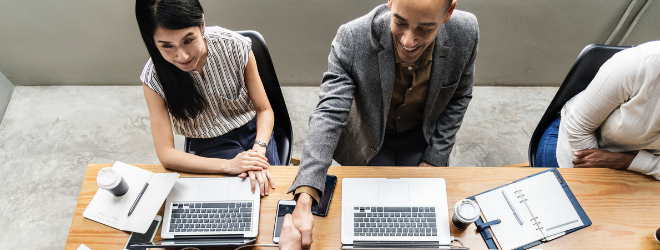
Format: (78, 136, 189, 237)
(471, 169, 591, 250)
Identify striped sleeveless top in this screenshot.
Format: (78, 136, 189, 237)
(140, 26, 256, 138)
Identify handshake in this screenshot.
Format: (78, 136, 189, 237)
(278, 214, 303, 250)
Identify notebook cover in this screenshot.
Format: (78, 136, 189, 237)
(467, 168, 591, 250)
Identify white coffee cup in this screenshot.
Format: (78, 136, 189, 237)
(97, 167, 129, 197)
(452, 199, 480, 230)
(655, 227, 660, 244)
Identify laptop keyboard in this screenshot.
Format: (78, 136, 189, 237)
(353, 206, 438, 237)
(169, 201, 253, 233)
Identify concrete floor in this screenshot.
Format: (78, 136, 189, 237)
(0, 86, 556, 249)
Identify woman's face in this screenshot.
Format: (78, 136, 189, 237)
(153, 25, 207, 72)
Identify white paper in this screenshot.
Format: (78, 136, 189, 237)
(514, 171, 583, 238)
(123, 172, 179, 233)
(83, 161, 178, 233)
(476, 185, 543, 250)
(77, 244, 92, 250)
(475, 171, 584, 250)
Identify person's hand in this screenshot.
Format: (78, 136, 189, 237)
(279, 214, 302, 250)
(419, 161, 434, 167)
(573, 149, 636, 170)
(292, 193, 315, 249)
(252, 143, 267, 156)
(238, 168, 275, 196)
(224, 150, 269, 175)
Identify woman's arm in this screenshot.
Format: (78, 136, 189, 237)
(239, 51, 276, 195)
(142, 83, 268, 174)
(561, 52, 636, 155)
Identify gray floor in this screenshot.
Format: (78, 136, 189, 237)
(0, 86, 556, 249)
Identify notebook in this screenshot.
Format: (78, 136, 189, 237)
(83, 161, 179, 233)
(341, 178, 452, 249)
(470, 169, 591, 250)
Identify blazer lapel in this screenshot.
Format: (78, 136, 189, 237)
(378, 22, 395, 126)
(424, 25, 451, 124)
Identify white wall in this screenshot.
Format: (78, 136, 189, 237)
(0, 71, 14, 124)
(0, 0, 658, 87)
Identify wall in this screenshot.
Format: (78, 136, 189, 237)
(0, 71, 14, 124)
(0, 0, 658, 87)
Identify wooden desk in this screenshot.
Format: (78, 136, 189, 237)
(65, 165, 660, 249)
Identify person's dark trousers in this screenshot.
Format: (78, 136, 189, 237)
(534, 116, 561, 168)
(188, 117, 281, 165)
(368, 126, 428, 166)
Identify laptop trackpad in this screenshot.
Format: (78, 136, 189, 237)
(378, 182, 410, 202)
(198, 179, 229, 200)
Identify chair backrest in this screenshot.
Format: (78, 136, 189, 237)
(528, 44, 630, 167)
(184, 30, 293, 165)
(238, 30, 293, 166)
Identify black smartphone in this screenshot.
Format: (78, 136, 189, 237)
(125, 215, 162, 250)
(273, 199, 296, 243)
(311, 174, 337, 217)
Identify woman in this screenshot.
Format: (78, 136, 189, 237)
(537, 41, 660, 180)
(135, 0, 279, 195)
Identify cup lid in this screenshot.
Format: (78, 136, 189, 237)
(454, 199, 480, 222)
(97, 167, 121, 189)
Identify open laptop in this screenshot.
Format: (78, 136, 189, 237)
(131, 177, 260, 248)
(341, 178, 452, 249)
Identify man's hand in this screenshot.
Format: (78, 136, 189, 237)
(292, 193, 315, 249)
(279, 214, 302, 250)
(573, 149, 636, 170)
(419, 161, 434, 167)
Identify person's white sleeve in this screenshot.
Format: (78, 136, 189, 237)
(561, 54, 636, 152)
(627, 150, 660, 180)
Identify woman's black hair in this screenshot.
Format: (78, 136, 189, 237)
(135, 0, 207, 120)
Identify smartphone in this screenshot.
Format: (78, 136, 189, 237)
(273, 199, 296, 243)
(125, 215, 162, 250)
(311, 174, 337, 217)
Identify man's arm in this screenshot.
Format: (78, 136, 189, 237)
(288, 24, 357, 249)
(422, 35, 478, 167)
(288, 23, 356, 194)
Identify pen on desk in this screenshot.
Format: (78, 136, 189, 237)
(128, 182, 149, 216)
(502, 190, 523, 225)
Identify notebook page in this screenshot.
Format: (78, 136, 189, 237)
(513, 171, 583, 239)
(475, 184, 543, 250)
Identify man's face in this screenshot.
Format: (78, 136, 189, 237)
(388, 0, 455, 63)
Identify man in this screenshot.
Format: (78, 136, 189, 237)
(288, 0, 478, 248)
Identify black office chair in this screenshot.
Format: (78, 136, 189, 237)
(184, 30, 293, 166)
(528, 44, 630, 167)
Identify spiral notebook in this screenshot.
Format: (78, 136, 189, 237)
(469, 169, 591, 250)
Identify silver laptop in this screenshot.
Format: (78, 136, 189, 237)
(341, 178, 451, 249)
(156, 177, 260, 247)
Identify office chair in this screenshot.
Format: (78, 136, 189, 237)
(528, 44, 630, 167)
(184, 30, 294, 166)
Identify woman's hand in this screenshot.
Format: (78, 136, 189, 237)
(252, 143, 267, 156)
(573, 149, 636, 170)
(224, 150, 269, 175)
(238, 166, 275, 196)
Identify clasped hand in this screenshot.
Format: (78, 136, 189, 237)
(226, 149, 275, 196)
(573, 148, 635, 170)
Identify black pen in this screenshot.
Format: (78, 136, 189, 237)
(128, 182, 149, 216)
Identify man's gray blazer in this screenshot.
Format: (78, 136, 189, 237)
(288, 4, 479, 194)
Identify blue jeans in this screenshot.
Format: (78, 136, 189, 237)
(188, 117, 281, 165)
(534, 117, 561, 168)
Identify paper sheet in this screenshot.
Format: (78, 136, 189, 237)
(83, 161, 179, 233)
